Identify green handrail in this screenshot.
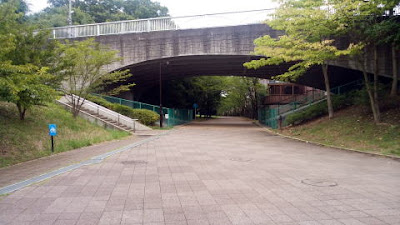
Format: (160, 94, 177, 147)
(92, 94, 193, 126)
(259, 79, 364, 129)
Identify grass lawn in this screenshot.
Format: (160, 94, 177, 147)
(0, 101, 130, 168)
(279, 106, 400, 157)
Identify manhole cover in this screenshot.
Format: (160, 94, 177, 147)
(230, 157, 253, 162)
(301, 179, 338, 187)
(121, 160, 148, 165)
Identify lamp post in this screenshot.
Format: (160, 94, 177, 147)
(159, 61, 169, 127)
(159, 62, 163, 127)
(68, 0, 72, 26)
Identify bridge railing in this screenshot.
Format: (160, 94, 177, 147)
(51, 9, 275, 39)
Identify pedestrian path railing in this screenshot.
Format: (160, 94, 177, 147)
(258, 79, 364, 129)
(93, 94, 193, 126)
(62, 94, 139, 131)
(51, 9, 275, 39)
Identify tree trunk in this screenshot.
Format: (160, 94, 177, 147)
(373, 46, 381, 123)
(71, 95, 79, 117)
(390, 43, 398, 97)
(361, 50, 380, 123)
(70, 94, 85, 118)
(254, 87, 258, 120)
(16, 103, 26, 120)
(322, 63, 333, 119)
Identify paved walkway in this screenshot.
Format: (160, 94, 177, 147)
(0, 130, 164, 188)
(0, 117, 399, 225)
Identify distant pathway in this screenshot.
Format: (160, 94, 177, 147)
(0, 117, 399, 225)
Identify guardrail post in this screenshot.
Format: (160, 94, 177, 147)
(133, 120, 136, 133)
(147, 19, 150, 32)
(96, 24, 100, 36)
(121, 22, 125, 33)
(53, 29, 56, 39)
(97, 106, 99, 115)
(117, 114, 120, 125)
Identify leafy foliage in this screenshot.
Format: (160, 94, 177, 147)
(0, 65, 56, 120)
(217, 77, 265, 119)
(244, 0, 361, 81)
(86, 94, 159, 125)
(142, 77, 225, 117)
(29, 0, 169, 27)
(141, 76, 265, 118)
(286, 95, 353, 125)
(29, 6, 95, 28)
(0, 0, 20, 59)
(85, 93, 114, 108)
(332, 0, 400, 122)
(0, 1, 58, 120)
(127, 109, 159, 126)
(55, 38, 134, 117)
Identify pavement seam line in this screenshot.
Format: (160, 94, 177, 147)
(0, 132, 169, 195)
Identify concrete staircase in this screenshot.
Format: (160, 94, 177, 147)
(57, 95, 151, 133)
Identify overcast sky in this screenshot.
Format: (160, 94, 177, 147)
(25, 0, 277, 16)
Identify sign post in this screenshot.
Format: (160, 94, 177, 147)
(48, 124, 57, 152)
(193, 103, 198, 120)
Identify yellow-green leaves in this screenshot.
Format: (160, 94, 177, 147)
(54, 38, 134, 117)
(245, 0, 363, 81)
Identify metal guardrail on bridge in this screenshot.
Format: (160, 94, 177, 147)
(51, 9, 275, 39)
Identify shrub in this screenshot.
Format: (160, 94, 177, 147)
(86, 94, 114, 109)
(111, 104, 133, 117)
(86, 95, 159, 126)
(111, 104, 159, 126)
(285, 95, 350, 126)
(130, 109, 160, 126)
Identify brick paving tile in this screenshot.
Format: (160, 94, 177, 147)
(0, 135, 149, 188)
(0, 117, 399, 225)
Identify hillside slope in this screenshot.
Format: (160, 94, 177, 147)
(0, 102, 130, 167)
(280, 106, 400, 157)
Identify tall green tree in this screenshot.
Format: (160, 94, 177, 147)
(30, 0, 169, 27)
(29, 6, 94, 28)
(0, 0, 19, 59)
(0, 0, 58, 120)
(334, 0, 399, 122)
(218, 77, 265, 119)
(191, 77, 225, 117)
(55, 38, 134, 117)
(244, 0, 361, 119)
(0, 66, 56, 120)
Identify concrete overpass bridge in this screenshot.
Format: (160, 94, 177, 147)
(53, 9, 399, 98)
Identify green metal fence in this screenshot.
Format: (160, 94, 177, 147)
(258, 80, 364, 129)
(93, 94, 193, 126)
(331, 79, 363, 95)
(258, 106, 279, 129)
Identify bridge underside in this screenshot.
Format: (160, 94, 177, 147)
(116, 55, 365, 93)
